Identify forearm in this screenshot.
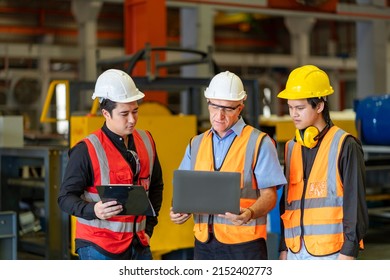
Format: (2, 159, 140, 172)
(339, 136, 369, 257)
(58, 191, 97, 219)
(58, 142, 96, 219)
(249, 187, 277, 219)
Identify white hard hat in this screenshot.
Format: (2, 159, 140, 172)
(92, 69, 145, 103)
(204, 71, 247, 101)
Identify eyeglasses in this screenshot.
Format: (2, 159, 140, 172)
(127, 149, 140, 177)
(207, 100, 241, 115)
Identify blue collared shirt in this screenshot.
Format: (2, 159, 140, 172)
(178, 117, 286, 189)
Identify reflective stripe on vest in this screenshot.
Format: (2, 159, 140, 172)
(190, 126, 268, 244)
(137, 129, 154, 176)
(282, 126, 347, 256)
(75, 129, 154, 254)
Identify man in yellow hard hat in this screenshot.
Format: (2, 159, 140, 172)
(170, 71, 286, 260)
(277, 65, 369, 260)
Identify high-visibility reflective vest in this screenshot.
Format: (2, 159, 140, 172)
(281, 126, 349, 256)
(190, 126, 268, 244)
(75, 129, 155, 254)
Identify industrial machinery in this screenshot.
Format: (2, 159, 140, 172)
(355, 94, 390, 222)
(355, 94, 390, 146)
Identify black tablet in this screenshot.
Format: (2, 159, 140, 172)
(96, 185, 155, 216)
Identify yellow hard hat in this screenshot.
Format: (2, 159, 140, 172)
(277, 65, 334, 99)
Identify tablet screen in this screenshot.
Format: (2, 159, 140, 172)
(96, 185, 155, 216)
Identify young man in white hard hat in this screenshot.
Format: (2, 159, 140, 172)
(277, 65, 369, 260)
(170, 71, 287, 260)
(58, 69, 164, 260)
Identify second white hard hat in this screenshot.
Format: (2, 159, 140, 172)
(92, 69, 145, 103)
(204, 71, 247, 101)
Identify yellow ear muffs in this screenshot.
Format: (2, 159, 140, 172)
(295, 126, 319, 149)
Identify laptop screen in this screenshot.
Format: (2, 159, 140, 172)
(172, 170, 241, 215)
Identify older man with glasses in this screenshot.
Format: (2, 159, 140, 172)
(170, 71, 286, 260)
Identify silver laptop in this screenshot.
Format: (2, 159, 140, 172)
(172, 170, 241, 215)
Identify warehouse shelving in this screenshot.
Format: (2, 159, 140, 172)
(0, 146, 70, 259)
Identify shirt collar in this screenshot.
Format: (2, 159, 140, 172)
(102, 122, 134, 150)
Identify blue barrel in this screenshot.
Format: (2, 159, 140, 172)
(355, 94, 390, 145)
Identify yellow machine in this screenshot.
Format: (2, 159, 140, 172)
(41, 80, 197, 259)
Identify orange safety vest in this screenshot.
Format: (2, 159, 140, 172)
(281, 126, 351, 256)
(190, 126, 268, 244)
(75, 129, 155, 254)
